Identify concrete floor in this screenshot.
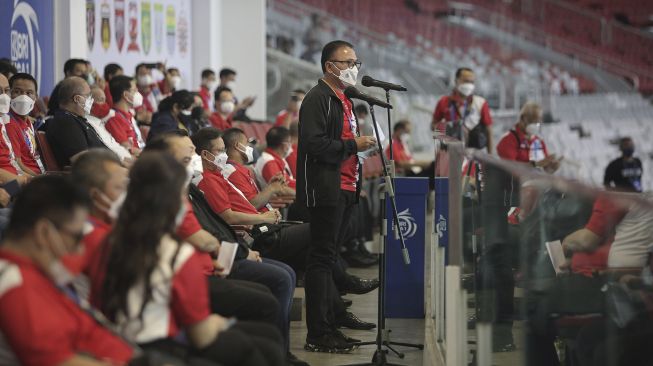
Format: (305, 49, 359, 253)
(289, 266, 427, 366)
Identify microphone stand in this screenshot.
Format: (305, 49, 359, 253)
(343, 100, 423, 366)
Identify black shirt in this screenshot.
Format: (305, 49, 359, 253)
(44, 110, 107, 168)
(604, 156, 643, 192)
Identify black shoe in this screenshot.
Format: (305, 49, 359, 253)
(342, 297, 353, 308)
(287, 352, 310, 366)
(336, 311, 376, 330)
(342, 276, 380, 295)
(342, 251, 378, 268)
(333, 329, 361, 344)
(304, 333, 355, 354)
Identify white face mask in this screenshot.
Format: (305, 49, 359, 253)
(180, 109, 192, 116)
(282, 143, 293, 159)
(185, 163, 195, 184)
(130, 91, 144, 108)
(525, 122, 541, 136)
(237, 142, 254, 164)
(457, 82, 475, 97)
(106, 191, 127, 220)
(81, 96, 94, 116)
(137, 74, 154, 87)
(0, 94, 10, 114)
(170, 75, 182, 90)
(205, 80, 217, 91)
(220, 101, 235, 115)
(0, 114, 9, 124)
(226, 80, 236, 90)
(330, 62, 358, 87)
(10, 95, 35, 116)
(400, 133, 411, 145)
(204, 151, 229, 170)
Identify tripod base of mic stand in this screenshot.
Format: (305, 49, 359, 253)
(340, 348, 406, 366)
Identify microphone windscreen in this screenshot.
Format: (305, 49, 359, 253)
(361, 75, 374, 87)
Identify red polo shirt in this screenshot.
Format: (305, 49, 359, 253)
(432, 93, 493, 131)
(0, 122, 19, 175)
(88, 238, 210, 343)
(570, 194, 628, 276)
(227, 160, 269, 213)
(7, 112, 42, 174)
(105, 108, 139, 145)
(104, 83, 113, 107)
(257, 148, 296, 188)
(274, 110, 297, 127)
(176, 200, 216, 276)
(0, 249, 133, 366)
(198, 85, 211, 111)
(496, 125, 549, 163)
(208, 112, 233, 131)
(198, 169, 259, 215)
(385, 137, 412, 163)
(334, 89, 358, 192)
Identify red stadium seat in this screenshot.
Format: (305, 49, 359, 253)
(35, 131, 61, 172)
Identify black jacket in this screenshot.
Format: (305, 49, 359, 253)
(44, 110, 107, 168)
(296, 79, 361, 207)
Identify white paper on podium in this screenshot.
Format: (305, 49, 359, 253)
(545, 240, 566, 274)
(216, 242, 239, 275)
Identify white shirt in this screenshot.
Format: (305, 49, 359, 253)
(86, 114, 132, 162)
(608, 193, 653, 268)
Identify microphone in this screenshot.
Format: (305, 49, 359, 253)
(361, 75, 407, 92)
(344, 87, 393, 109)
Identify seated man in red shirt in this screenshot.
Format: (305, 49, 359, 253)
(255, 126, 297, 189)
(0, 74, 29, 185)
(222, 128, 293, 211)
(8, 73, 44, 176)
(385, 120, 432, 176)
(106, 75, 146, 154)
(0, 175, 134, 365)
(209, 87, 236, 130)
(274, 89, 304, 128)
(198, 68, 217, 112)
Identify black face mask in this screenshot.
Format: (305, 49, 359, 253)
(622, 147, 634, 157)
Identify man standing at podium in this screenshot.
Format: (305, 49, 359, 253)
(297, 40, 377, 353)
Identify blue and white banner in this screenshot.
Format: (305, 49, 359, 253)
(0, 0, 55, 95)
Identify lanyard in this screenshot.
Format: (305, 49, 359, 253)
(11, 114, 44, 173)
(449, 99, 470, 125)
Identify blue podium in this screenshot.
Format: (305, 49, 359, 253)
(384, 177, 429, 318)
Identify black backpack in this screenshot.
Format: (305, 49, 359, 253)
(188, 183, 249, 260)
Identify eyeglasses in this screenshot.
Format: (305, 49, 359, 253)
(330, 60, 362, 70)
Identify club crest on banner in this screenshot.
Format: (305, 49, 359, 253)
(153, 3, 163, 53)
(86, 0, 95, 51)
(100, 0, 111, 50)
(127, 0, 139, 51)
(141, 1, 151, 55)
(115, 0, 125, 52)
(166, 4, 176, 55)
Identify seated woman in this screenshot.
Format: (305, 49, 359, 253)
(88, 152, 284, 366)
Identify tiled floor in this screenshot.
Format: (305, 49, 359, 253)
(289, 266, 426, 366)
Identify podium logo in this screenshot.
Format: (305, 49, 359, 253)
(397, 208, 418, 239)
(11, 0, 42, 90)
(436, 214, 447, 239)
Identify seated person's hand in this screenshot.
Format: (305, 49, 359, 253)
(0, 188, 10, 207)
(212, 260, 227, 277)
(247, 249, 263, 262)
(269, 173, 286, 185)
(261, 210, 281, 224)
